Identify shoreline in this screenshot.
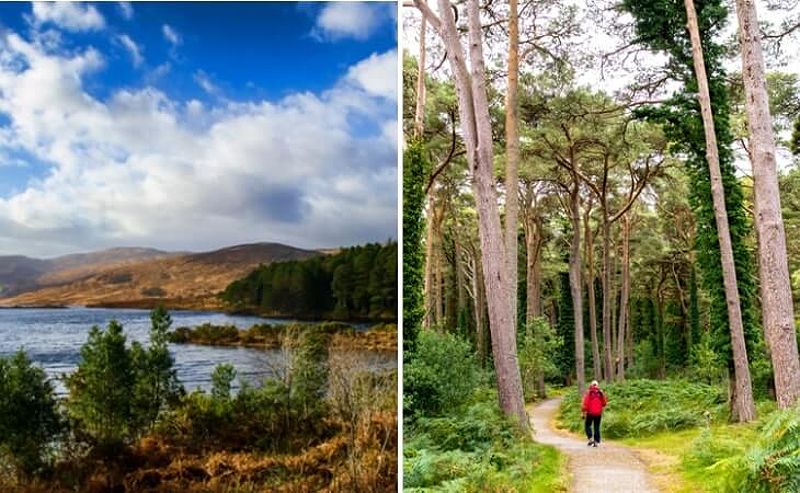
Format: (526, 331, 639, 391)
(0, 302, 395, 325)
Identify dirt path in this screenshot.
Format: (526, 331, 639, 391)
(529, 398, 658, 493)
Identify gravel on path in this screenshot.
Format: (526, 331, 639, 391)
(529, 397, 659, 493)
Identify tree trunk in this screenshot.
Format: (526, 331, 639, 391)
(525, 213, 543, 322)
(420, 0, 527, 427)
(424, 197, 445, 329)
(569, 181, 586, 393)
(433, 225, 444, 325)
(734, 0, 800, 408)
(685, 0, 756, 422)
(455, 233, 469, 335)
(616, 214, 631, 381)
(524, 204, 546, 399)
(470, 245, 488, 364)
(424, 194, 437, 329)
(601, 217, 613, 382)
(465, 0, 527, 427)
(414, 17, 427, 138)
(585, 207, 601, 381)
(505, 0, 520, 341)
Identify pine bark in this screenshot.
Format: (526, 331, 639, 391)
(733, 0, 800, 408)
(569, 177, 586, 393)
(601, 218, 613, 382)
(585, 204, 602, 380)
(414, 18, 427, 138)
(525, 212, 543, 321)
(418, 0, 528, 427)
(685, 0, 756, 422)
(616, 214, 631, 381)
(424, 195, 436, 328)
(505, 0, 520, 339)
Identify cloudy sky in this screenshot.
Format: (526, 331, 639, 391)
(0, 2, 398, 257)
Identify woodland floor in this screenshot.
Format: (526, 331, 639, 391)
(529, 398, 659, 493)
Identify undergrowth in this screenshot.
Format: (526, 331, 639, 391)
(558, 379, 727, 438)
(404, 389, 563, 492)
(566, 378, 799, 493)
(404, 331, 564, 492)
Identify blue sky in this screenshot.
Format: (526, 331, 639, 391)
(0, 2, 397, 256)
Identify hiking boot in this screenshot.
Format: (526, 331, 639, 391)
(592, 442, 598, 447)
(587, 440, 594, 446)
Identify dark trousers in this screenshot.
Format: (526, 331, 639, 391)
(585, 414, 602, 443)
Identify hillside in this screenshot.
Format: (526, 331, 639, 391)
(0, 243, 320, 310)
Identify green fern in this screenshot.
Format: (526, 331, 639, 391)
(719, 403, 800, 493)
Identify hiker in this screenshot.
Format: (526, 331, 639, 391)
(581, 380, 607, 447)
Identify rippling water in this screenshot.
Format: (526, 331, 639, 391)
(0, 307, 396, 395)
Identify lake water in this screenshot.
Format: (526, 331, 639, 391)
(0, 308, 396, 395)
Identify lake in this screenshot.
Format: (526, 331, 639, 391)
(0, 307, 396, 395)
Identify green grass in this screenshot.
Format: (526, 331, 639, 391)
(617, 423, 760, 492)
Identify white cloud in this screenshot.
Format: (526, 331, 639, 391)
(314, 3, 386, 41)
(0, 34, 396, 256)
(31, 2, 105, 32)
(193, 70, 220, 96)
(118, 2, 133, 20)
(162, 24, 181, 47)
(117, 34, 143, 67)
(346, 49, 397, 100)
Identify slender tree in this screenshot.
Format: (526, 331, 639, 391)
(733, 0, 800, 408)
(684, 0, 755, 421)
(414, 0, 528, 427)
(505, 0, 521, 339)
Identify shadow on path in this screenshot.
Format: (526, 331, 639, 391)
(528, 397, 659, 493)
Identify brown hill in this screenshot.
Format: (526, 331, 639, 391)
(0, 248, 170, 297)
(0, 243, 320, 310)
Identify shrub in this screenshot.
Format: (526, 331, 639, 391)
(328, 352, 397, 492)
(688, 334, 726, 385)
(211, 363, 236, 401)
(192, 323, 240, 344)
(289, 328, 331, 421)
(0, 351, 62, 477)
(404, 331, 481, 419)
(163, 325, 336, 453)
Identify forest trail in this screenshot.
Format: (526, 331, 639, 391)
(529, 398, 659, 493)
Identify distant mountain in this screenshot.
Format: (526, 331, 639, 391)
(0, 255, 52, 296)
(0, 243, 321, 310)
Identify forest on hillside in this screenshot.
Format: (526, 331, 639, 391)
(222, 242, 398, 322)
(403, 0, 800, 491)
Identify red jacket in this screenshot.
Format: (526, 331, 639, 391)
(582, 387, 608, 416)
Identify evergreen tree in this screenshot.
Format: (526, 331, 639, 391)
(65, 320, 136, 445)
(621, 0, 761, 372)
(0, 351, 62, 476)
(131, 306, 183, 433)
